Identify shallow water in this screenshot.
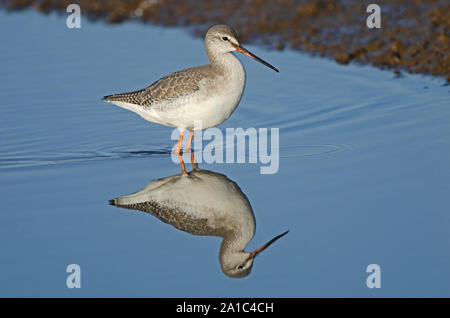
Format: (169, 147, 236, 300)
(0, 11, 449, 297)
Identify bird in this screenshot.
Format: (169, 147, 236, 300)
(103, 24, 279, 174)
(109, 166, 288, 278)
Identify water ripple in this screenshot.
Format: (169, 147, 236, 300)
(279, 143, 359, 158)
(0, 145, 173, 169)
(0, 141, 360, 169)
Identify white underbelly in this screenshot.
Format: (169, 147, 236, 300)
(110, 81, 244, 131)
(175, 90, 243, 130)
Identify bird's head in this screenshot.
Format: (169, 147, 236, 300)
(205, 24, 279, 72)
(220, 230, 289, 278)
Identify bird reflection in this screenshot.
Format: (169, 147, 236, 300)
(109, 161, 288, 278)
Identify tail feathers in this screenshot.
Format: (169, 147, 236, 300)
(103, 89, 144, 105)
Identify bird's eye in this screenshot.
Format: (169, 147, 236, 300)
(222, 36, 229, 41)
(237, 265, 244, 270)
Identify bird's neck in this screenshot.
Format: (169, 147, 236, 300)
(207, 51, 244, 77)
(219, 229, 253, 258)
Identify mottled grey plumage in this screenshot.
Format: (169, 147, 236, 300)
(110, 198, 226, 237)
(103, 65, 214, 109)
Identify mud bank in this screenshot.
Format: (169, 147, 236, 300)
(2, 0, 449, 81)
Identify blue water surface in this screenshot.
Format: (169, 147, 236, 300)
(0, 10, 449, 297)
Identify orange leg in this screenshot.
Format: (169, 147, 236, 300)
(190, 152, 198, 170)
(174, 130, 187, 175)
(178, 155, 188, 176)
(184, 130, 194, 153)
(173, 130, 184, 156)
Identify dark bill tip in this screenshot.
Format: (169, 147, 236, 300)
(234, 45, 279, 73)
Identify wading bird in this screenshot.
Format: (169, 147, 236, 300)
(103, 25, 278, 174)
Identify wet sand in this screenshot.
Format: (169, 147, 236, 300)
(2, 0, 449, 81)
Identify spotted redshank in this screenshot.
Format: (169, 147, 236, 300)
(103, 24, 278, 174)
(109, 167, 288, 278)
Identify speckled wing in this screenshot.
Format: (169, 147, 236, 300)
(109, 199, 224, 237)
(103, 66, 210, 108)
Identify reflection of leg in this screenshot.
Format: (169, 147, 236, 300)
(173, 130, 184, 156)
(174, 130, 188, 175)
(184, 130, 194, 153)
(178, 154, 188, 176)
(190, 152, 198, 170)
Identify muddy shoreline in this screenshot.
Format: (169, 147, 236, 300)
(2, 0, 449, 81)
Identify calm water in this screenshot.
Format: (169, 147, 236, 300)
(0, 10, 449, 297)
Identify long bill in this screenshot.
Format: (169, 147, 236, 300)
(248, 230, 289, 260)
(233, 44, 279, 72)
